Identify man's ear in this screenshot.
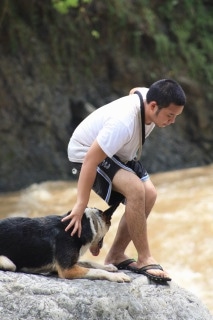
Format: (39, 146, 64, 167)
(149, 101, 158, 111)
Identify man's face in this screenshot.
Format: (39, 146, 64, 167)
(153, 103, 184, 127)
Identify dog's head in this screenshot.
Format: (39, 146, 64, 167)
(85, 203, 119, 256)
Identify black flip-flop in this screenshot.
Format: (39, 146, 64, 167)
(135, 264, 172, 283)
(114, 259, 137, 271)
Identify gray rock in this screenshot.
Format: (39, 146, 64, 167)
(0, 271, 212, 320)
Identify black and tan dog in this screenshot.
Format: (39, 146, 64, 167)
(0, 205, 130, 282)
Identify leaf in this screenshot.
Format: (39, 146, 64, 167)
(66, 0, 79, 8)
(91, 30, 100, 39)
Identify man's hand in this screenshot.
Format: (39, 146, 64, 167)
(129, 87, 141, 94)
(61, 205, 85, 237)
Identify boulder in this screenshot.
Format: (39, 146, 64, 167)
(0, 270, 212, 320)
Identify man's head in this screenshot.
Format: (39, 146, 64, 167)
(146, 79, 186, 127)
(147, 79, 186, 108)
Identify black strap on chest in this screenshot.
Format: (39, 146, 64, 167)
(134, 91, 145, 145)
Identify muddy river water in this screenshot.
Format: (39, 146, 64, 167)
(0, 165, 212, 313)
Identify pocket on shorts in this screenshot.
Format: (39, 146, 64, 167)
(70, 162, 82, 179)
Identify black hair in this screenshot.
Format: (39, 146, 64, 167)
(146, 79, 186, 109)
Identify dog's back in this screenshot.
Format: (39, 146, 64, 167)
(0, 214, 91, 272)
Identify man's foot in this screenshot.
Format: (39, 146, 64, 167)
(106, 255, 171, 283)
(114, 260, 171, 283)
(133, 264, 171, 283)
(114, 259, 137, 271)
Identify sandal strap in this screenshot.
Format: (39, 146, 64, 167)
(139, 264, 163, 272)
(115, 259, 136, 269)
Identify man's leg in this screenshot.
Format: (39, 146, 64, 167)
(105, 168, 169, 278)
(105, 178, 156, 263)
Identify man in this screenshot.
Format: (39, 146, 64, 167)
(62, 79, 186, 282)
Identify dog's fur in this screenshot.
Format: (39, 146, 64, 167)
(0, 205, 130, 282)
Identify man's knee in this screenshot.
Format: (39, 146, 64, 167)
(150, 187, 157, 204)
(145, 181, 157, 203)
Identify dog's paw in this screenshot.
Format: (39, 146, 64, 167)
(103, 264, 118, 272)
(112, 272, 131, 283)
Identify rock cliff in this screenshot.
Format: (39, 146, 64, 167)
(0, 51, 212, 192)
(0, 1, 212, 192)
(0, 270, 212, 320)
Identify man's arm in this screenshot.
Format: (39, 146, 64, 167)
(62, 140, 107, 237)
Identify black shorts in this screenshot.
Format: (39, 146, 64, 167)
(70, 156, 149, 206)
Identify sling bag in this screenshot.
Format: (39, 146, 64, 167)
(134, 90, 145, 145)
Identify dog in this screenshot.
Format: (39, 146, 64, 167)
(0, 204, 130, 282)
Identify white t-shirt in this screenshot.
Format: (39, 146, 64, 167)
(68, 88, 155, 163)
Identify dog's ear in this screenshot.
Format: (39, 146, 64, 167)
(103, 202, 120, 224)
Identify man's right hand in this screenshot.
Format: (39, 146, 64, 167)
(61, 205, 85, 237)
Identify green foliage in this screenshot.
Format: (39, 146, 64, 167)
(0, 0, 212, 86)
(154, 0, 213, 83)
(52, 0, 91, 14)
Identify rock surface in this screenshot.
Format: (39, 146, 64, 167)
(0, 270, 212, 320)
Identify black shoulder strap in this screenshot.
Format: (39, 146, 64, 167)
(134, 91, 145, 145)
